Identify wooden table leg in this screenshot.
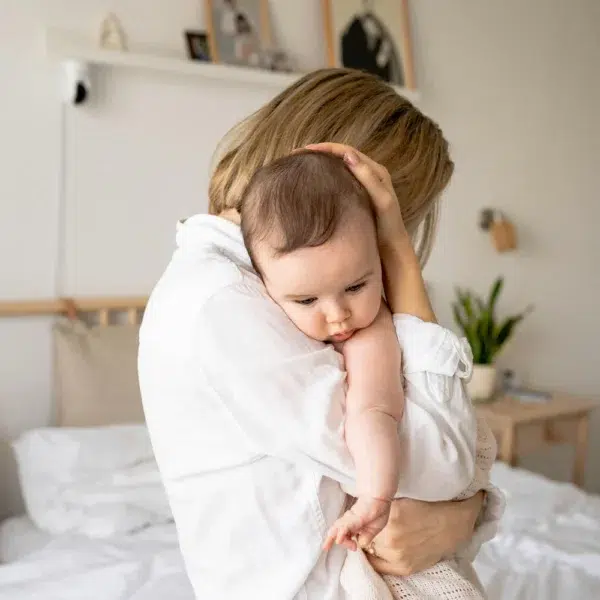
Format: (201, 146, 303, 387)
(499, 424, 517, 467)
(573, 414, 589, 487)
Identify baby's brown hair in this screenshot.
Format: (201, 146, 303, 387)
(240, 150, 375, 272)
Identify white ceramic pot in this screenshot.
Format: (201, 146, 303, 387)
(467, 364, 497, 402)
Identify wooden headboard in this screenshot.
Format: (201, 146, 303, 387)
(0, 296, 149, 518)
(0, 296, 148, 324)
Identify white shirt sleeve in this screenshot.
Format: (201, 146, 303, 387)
(196, 281, 477, 501)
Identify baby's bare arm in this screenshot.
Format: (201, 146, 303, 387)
(342, 304, 404, 500)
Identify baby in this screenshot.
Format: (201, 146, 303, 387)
(241, 150, 403, 551)
(240, 151, 493, 599)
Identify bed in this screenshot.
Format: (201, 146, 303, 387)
(1, 297, 599, 599)
(1, 460, 599, 600)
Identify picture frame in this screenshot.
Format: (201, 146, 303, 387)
(204, 0, 272, 68)
(185, 30, 212, 61)
(321, 0, 416, 89)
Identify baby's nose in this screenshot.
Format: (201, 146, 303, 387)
(325, 302, 351, 326)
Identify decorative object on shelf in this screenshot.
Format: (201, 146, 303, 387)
(261, 48, 293, 73)
(99, 13, 127, 51)
(479, 208, 517, 253)
(452, 277, 532, 402)
(321, 0, 416, 89)
(205, 0, 271, 68)
(45, 28, 421, 100)
(185, 30, 212, 61)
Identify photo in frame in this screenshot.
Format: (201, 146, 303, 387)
(185, 30, 212, 61)
(204, 0, 272, 68)
(322, 0, 416, 89)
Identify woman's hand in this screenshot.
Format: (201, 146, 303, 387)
(360, 493, 484, 577)
(304, 143, 408, 253)
(303, 143, 436, 323)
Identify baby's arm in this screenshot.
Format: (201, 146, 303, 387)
(324, 303, 404, 551)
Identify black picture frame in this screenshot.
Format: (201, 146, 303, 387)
(185, 30, 212, 62)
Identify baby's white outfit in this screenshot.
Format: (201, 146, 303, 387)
(342, 415, 500, 600)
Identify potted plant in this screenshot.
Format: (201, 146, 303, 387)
(452, 277, 532, 402)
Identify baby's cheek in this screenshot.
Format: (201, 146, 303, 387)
(365, 290, 383, 321)
(290, 307, 323, 340)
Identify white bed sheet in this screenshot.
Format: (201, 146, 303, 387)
(0, 520, 194, 599)
(0, 516, 55, 563)
(474, 463, 600, 599)
(1, 463, 599, 599)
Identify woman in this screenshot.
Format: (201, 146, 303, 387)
(138, 69, 502, 599)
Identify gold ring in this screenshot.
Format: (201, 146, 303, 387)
(366, 541, 378, 557)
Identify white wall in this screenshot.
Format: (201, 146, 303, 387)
(0, 0, 599, 518)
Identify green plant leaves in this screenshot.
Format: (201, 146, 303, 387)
(452, 277, 530, 365)
(488, 277, 503, 314)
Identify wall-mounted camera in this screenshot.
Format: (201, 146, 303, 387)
(62, 60, 91, 106)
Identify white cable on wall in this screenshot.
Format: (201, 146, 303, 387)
(53, 102, 68, 300)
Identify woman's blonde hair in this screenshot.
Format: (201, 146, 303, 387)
(208, 68, 453, 265)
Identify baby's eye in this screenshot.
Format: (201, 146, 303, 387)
(295, 297, 317, 306)
(346, 282, 366, 293)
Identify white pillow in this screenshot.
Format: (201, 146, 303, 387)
(12, 425, 173, 538)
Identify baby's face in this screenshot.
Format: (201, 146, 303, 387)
(255, 207, 383, 343)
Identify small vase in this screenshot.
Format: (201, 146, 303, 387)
(467, 364, 497, 402)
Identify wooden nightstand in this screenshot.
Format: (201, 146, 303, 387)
(476, 394, 597, 487)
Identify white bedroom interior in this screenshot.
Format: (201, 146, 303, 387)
(0, 1, 599, 598)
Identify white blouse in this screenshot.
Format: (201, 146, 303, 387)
(138, 215, 502, 600)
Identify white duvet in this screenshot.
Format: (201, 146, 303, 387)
(0, 522, 193, 599)
(12, 426, 172, 539)
(1, 427, 600, 599)
(475, 463, 600, 599)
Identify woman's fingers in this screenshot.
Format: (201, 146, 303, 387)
(344, 157, 397, 216)
(356, 529, 376, 547)
(304, 143, 390, 183)
(344, 155, 388, 196)
(299, 142, 408, 248)
(303, 143, 394, 211)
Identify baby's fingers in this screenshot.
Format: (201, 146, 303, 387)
(340, 537, 358, 552)
(335, 524, 352, 546)
(322, 528, 338, 551)
(335, 524, 359, 552)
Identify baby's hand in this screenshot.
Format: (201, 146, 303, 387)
(322, 497, 391, 552)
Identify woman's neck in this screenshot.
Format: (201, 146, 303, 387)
(218, 209, 241, 225)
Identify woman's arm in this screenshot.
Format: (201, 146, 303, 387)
(379, 238, 436, 323)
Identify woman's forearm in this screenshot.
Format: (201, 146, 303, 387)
(379, 236, 437, 323)
(449, 491, 485, 547)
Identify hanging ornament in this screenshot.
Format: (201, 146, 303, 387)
(99, 13, 127, 51)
